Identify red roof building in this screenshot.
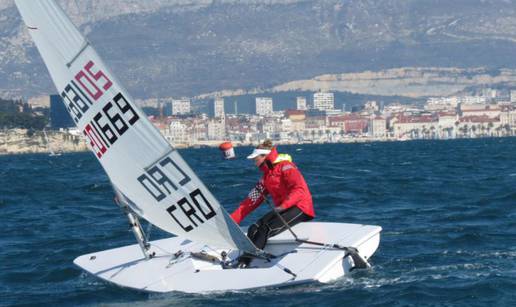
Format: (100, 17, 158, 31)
(329, 114, 368, 133)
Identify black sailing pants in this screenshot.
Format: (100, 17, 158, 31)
(247, 205, 313, 250)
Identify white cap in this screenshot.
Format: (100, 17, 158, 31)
(246, 148, 271, 159)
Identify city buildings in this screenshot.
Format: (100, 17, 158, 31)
(168, 121, 188, 144)
(460, 104, 500, 118)
(40, 89, 516, 147)
(457, 96, 487, 105)
(172, 98, 191, 115)
(369, 116, 387, 138)
(391, 114, 437, 139)
(296, 96, 307, 110)
(313, 92, 334, 111)
(255, 97, 273, 116)
(28, 95, 50, 109)
(207, 119, 225, 140)
(511, 90, 516, 103)
(364, 101, 379, 114)
(214, 97, 225, 118)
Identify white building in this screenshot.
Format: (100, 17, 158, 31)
(280, 118, 293, 133)
(391, 115, 438, 139)
(425, 97, 459, 111)
(207, 119, 225, 140)
(368, 117, 386, 138)
(296, 96, 307, 110)
(28, 95, 51, 108)
(291, 119, 305, 132)
(457, 96, 487, 105)
(500, 110, 516, 133)
(313, 92, 334, 111)
(262, 120, 276, 134)
(460, 104, 501, 118)
(172, 98, 191, 115)
(481, 88, 497, 100)
(383, 103, 411, 115)
(438, 112, 458, 139)
(190, 120, 207, 142)
(169, 121, 188, 144)
(510, 90, 516, 103)
(364, 101, 379, 113)
(256, 97, 273, 116)
(214, 97, 225, 118)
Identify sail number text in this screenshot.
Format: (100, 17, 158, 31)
(61, 60, 140, 159)
(138, 156, 217, 232)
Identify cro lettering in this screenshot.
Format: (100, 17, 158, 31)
(166, 189, 216, 232)
(137, 156, 216, 232)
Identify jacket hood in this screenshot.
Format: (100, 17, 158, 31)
(259, 147, 292, 172)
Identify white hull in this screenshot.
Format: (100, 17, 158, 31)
(74, 222, 381, 293)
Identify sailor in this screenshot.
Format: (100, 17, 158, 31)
(231, 140, 315, 268)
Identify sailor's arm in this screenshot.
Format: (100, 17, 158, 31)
(230, 181, 267, 224)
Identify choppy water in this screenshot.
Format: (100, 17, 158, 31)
(1, 138, 515, 306)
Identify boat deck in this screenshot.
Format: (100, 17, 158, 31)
(74, 222, 381, 293)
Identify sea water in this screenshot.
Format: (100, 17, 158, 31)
(1, 138, 515, 306)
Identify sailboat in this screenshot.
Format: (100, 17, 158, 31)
(15, 0, 382, 293)
(43, 128, 62, 156)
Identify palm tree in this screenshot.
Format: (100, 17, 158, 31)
(388, 126, 394, 138)
(413, 128, 420, 139)
(487, 122, 494, 137)
(447, 127, 454, 139)
(422, 126, 429, 139)
(461, 124, 469, 138)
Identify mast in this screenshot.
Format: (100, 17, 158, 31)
(114, 196, 155, 259)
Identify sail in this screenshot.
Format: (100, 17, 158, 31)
(15, 0, 258, 253)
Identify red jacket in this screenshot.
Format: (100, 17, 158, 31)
(230, 147, 315, 224)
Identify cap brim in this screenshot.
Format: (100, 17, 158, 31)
(246, 153, 260, 159)
(246, 148, 271, 159)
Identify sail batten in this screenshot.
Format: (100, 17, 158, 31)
(15, 0, 258, 254)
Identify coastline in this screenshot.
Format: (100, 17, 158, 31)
(0, 129, 87, 156)
(1, 128, 514, 156)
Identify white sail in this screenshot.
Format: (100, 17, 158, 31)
(15, 0, 257, 253)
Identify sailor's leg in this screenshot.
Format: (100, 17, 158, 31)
(247, 207, 312, 252)
(267, 206, 313, 238)
(238, 211, 278, 267)
(237, 207, 312, 267)
(247, 210, 277, 249)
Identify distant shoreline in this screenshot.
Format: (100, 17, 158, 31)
(1, 128, 514, 156)
(0, 129, 87, 156)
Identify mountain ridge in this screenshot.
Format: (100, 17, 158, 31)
(2, 0, 516, 99)
(194, 66, 516, 99)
